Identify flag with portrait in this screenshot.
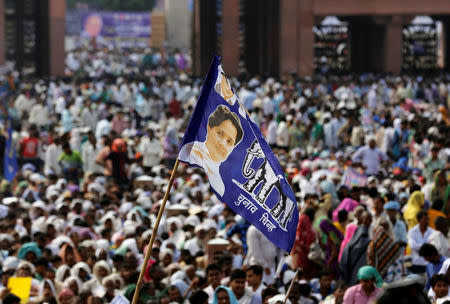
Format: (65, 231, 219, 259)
(178, 56, 299, 252)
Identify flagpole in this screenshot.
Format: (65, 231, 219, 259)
(284, 268, 300, 304)
(131, 158, 180, 304)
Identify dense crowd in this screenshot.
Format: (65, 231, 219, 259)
(0, 46, 449, 304)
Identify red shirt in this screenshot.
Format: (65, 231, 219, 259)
(168, 99, 181, 118)
(20, 137, 39, 158)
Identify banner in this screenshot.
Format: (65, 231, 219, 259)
(178, 56, 299, 253)
(111, 294, 130, 304)
(341, 167, 368, 188)
(81, 11, 151, 38)
(8, 277, 32, 304)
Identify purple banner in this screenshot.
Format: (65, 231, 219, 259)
(341, 167, 368, 188)
(81, 11, 151, 38)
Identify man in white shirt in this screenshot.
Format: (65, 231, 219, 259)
(95, 115, 112, 140)
(429, 216, 449, 258)
(262, 92, 274, 116)
(138, 128, 162, 169)
(351, 136, 387, 176)
(230, 269, 262, 304)
(203, 264, 223, 304)
(276, 118, 289, 150)
(266, 114, 278, 148)
(80, 100, 97, 131)
(244, 225, 278, 285)
(54, 95, 66, 115)
(81, 131, 103, 174)
(44, 137, 61, 176)
(14, 93, 33, 118)
(246, 265, 266, 297)
(367, 84, 378, 109)
(184, 225, 207, 257)
(29, 99, 49, 129)
(408, 211, 436, 274)
(331, 111, 346, 149)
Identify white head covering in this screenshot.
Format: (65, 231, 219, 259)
(2, 256, 19, 271)
(159, 248, 174, 261)
(123, 220, 137, 236)
(93, 260, 111, 280)
(56, 178, 67, 190)
(101, 274, 116, 287)
(117, 238, 139, 257)
(171, 280, 189, 297)
(56, 265, 71, 283)
(17, 260, 35, 274)
(96, 239, 110, 251)
(63, 276, 82, 293)
(109, 273, 125, 289)
(71, 262, 91, 279)
(39, 279, 57, 298)
(268, 294, 292, 304)
(0, 233, 14, 243)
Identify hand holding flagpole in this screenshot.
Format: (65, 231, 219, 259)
(131, 159, 179, 304)
(284, 268, 300, 304)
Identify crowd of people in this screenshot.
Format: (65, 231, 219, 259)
(0, 46, 449, 304)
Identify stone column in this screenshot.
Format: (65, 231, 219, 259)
(297, 0, 314, 77)
(222, 0, 239, 76)
(384, 15, 403, 74)
(192, 0, 201, 76)
(0, 0, 5, 66)
(279, 0, 299, 75)
(49, 0, 65, 77)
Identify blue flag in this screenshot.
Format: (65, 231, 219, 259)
(178, 56, 299, 252)
(4, 125, 18, 182)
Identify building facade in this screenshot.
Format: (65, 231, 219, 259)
(193, 0, 450, 77)
(0, 0, 65, 77)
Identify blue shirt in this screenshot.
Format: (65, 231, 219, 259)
(393, 219, 408, 244)
(426, 255, 445, 290)
(226, 222, 251, 254)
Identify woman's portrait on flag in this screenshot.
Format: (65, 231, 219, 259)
(179, 104, 244, 196)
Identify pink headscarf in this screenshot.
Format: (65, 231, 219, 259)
(58, 288, 75, 300)
(143, 258, 157, 282)
(332, 198, 359, 222)
(338, 223, 358, 262)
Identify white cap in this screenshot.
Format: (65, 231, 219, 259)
(2, 197, 18, 205)
(33, 200, 48, 211)
(3, 256, 19, 271)
(30, 173, 43, 183)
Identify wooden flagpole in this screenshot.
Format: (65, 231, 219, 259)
(131, 159, 180, 304)
(284, 268, 300, 304)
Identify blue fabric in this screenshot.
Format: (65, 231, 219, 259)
(212, 286, 239, 304)
(178, 56, 299, 253)
(226, 221, 251, 254)
(384, 201, 400, 211)
(426, 256, 445, 290)
(17, 242, 42, 260)
(357, 265, 383, 288)
(393, 220, 408, 244)
(4, 125, 18, 182)
(339, 226, 370, 286)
